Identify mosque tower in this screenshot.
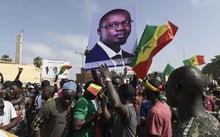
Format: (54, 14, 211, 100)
(15, 30, 23, 64)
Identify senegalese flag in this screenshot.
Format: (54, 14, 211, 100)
(183, 55, 205, 66)
(130, 21, 178, 79)
(163, 63, 175, 76)
(87, 83, 102, 96)
(59, 65, 72, 74)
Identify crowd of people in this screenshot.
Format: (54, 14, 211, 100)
(0, 64, 220, 137)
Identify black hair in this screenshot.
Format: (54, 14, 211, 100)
(11, 80, 22, 88)
(118, 84, 136, 102)
(169, 66, 205, 94)
(98, 9, 131, 28)
(41, 80, 50, 89)
(4, 80, 12, 88)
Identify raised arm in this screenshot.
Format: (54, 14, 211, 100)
(14, 67, 23, 81)
(99, 64, 128, 117)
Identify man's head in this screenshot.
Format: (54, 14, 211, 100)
(117, 84, 136, 104)
(42, 86, 54, 101)
(41, 80, 50, 89)
(145, 77, 163, 102)
(10, 80, 23, 98)
(61, 80, 77, 108)
(98, 9, 132, 50)
(28, 84, 36, 94)
(165, 66, 205, 107)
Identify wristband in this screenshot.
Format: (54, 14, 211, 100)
(104, 77, 112, 83)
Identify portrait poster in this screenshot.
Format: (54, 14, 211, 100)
(41, 59, 70, 79)
(85, 4, 137, 70)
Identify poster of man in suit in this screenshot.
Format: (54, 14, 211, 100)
(85, 4, 137, 70)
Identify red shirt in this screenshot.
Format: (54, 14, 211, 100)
(146, 101, 172, 137)
(205, 95, 215, 111)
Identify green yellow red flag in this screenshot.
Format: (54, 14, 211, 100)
(59, 65, 72, 74)
(183, 55, 205, 66)
(130, 21, 178, 79)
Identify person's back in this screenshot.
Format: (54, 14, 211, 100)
(111, 103, 136, 137)
(166, 66, 220, 137)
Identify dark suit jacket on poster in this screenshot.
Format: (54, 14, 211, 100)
(85, 43, 134, 63)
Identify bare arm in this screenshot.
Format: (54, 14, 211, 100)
(99, 64, 128, 117)
(25, 96, 32, 111)
(73, 107, 102, 130)
(99, 93, 111, 121)
(0, 118, 18, 130)
(73, 115, 97, 130)
(14, 67, 23, 81)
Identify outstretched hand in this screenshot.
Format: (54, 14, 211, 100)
(99, 64, 111, 79)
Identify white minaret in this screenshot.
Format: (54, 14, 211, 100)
(15, 30, 23, 64)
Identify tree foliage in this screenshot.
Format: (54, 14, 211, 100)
(202, 55, 220, 84)
(33, 56, 42, 68)
(0, 54, 12, 62)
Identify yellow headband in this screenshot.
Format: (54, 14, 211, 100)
(145, 80, 159, 92)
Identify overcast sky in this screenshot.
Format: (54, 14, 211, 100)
(0, 0, 219, 79)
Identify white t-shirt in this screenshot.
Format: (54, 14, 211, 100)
(0, 101, 17, 126)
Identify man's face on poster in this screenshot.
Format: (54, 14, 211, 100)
(98, 11, 132, 47)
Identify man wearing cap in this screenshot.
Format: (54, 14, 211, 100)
(32, 80, 77, 137)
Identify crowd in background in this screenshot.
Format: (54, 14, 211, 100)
(0, 65, 220, 137)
